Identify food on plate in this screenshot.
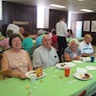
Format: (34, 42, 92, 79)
(36, 68, 43, 77)
(61, 63, 65, 67)
(82, 73, 90, 79)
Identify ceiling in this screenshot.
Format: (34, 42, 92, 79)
(2, 0, 96, 13)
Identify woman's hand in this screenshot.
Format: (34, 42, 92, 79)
(74, 56, 80, 60)
(18, 72, 27, 80)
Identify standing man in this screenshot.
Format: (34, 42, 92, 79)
(56, 15, 68, 61)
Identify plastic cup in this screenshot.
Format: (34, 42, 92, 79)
(91, 56, 95, 63)
(64, 66, 70, 77)
(30, 74, 36, 83)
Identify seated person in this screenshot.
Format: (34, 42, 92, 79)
(67, 29, 73, 38)
(22, 32, 34, 52)
(51, 30, 58, 51)
(1, 34, 33, 79)
(79, 34, 94, 57)
(18, 27, 25, 40)
(64, 38, 81, 62)
(49, 28, 55, 38)
(36, 29, 45, 45)
(0, 30, 13, 50)
(33, 35, 59, 68)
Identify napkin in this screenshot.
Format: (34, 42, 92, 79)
(72, 60, 83, 63)
(85, 66, 96, 70)
(81, 57, 91, 62)
(77, 67, 87, 74)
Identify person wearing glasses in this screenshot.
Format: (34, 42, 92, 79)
(79, 34, 94, 57)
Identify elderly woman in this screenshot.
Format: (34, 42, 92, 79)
(64, 38, 81, 62)
(1, 34, 33, 79)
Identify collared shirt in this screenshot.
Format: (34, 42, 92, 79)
(33, 45, 59, 68)
(56, 21, 67, 37)
(79, 41, 93, 54)
(64, 47, 81, 58)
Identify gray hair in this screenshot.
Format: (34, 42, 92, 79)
(69, 38, 80, 47)
(38, 29, 44, 35)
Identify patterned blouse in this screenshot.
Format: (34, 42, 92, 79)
(4, 49, 29, 74)
(64, 47, 81, 59)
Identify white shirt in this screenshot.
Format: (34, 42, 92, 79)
(56, 21, 67, 37)
(7, 24, 20, 33)
(79, 40, 93, 54)
(33, 46, 59, 68)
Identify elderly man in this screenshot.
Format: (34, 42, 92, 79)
(79, 34, 94, 57)
(33, 35, 59, 68)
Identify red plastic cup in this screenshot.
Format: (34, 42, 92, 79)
(64, 67, 70, 77)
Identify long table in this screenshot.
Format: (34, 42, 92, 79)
(0, 60, 96, 96)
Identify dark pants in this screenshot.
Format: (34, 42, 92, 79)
(58, 36, 67, 62)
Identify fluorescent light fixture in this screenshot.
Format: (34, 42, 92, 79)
(80, 9, 93, 12)
(49, 4, 66, 8)
(78, 0, 84, 1)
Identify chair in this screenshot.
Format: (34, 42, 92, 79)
(78, 90, 87, 96)
(28, 45, 41, 60)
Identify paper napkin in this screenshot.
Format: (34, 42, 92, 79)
(85, 66, 96, 70)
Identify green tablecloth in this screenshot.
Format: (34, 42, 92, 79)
(0, 60, 96, 96)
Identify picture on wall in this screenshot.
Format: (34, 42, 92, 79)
(91, 21, 96, 32)
(83, 21, 90, 31)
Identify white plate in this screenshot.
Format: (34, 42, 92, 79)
(56, 63, 66, 69)
(56, 62, 76, 69)
(74, 72, 93, 80)
(25, 71, 45, 79)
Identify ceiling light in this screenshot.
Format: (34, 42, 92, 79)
(49, 4, 66, 8)
(80, 9, 93, 12)
(78, 0, 84, 1)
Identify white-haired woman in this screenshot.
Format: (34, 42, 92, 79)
(64, 38, 81, 62)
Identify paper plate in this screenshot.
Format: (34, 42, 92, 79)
(25, 71, 45, 79)
(74, 72, 93, 80)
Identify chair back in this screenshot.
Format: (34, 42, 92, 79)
(28, 45, 41, 60)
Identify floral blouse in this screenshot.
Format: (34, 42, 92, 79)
(4, 49, 29, 74)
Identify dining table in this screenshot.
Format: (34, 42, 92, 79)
(0, 58, 96, 96)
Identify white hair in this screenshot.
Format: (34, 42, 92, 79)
(69, 38, 80, 47)
(38, 29, 44, 35)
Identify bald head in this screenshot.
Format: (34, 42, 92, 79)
(84, 34, 92, 43)
(42, 35, 52, 49)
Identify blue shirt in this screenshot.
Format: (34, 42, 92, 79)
(36, 35, 43, 45)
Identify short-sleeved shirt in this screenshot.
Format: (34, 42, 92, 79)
(79, 41, 93, 54)
(4, 49, 29, 73)
(22, 37, 34, 52)
(33, 46, 59, 68)
(64, 47, 81, 59)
